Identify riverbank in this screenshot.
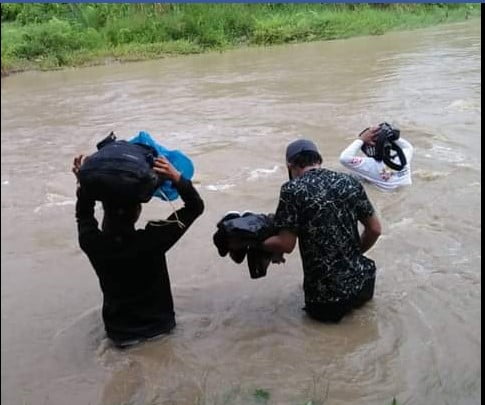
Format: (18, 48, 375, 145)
(1, 3, 480, 76)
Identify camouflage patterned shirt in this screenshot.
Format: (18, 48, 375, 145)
(273, 168, 377, 304)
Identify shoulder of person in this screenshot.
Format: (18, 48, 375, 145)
(279, 179, 305, 201)
(281, 178, 298, 191)
(327, 169, 355, 182)
(338, 171, 366, 189)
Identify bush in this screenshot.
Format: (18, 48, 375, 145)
(8, 18, 102, 62)
(1, 4, 23, 22)
(14, 4, 71, 25)
(104, 15, 167, 46)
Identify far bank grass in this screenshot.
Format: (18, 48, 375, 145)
(1, 3, 481, 75)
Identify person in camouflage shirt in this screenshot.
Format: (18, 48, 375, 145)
(262, 139, 382, 322)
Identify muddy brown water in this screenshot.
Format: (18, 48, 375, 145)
(1, 21, 481, 405)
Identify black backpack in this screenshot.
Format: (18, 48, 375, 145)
(78, 132, 161, 204)
(360, 122, 407, 171)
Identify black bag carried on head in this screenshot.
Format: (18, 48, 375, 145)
(360, 122, 407, 171)
(78, 132, 161, 203)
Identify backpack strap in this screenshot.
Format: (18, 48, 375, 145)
(96, 132, 117, 150)
(383, 142, 407, 171)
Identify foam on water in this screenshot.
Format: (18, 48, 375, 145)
(247, 165, 280, 181)
(446, 99, 481, 112)
(205, 183, 236, 192)
(34, 193, 76, 213)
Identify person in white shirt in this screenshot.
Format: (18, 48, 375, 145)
(339, 125, 414, 192)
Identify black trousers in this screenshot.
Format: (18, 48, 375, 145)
(305, 277, 375, 323)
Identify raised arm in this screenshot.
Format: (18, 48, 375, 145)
(339, 139, 367, 168)
(144, 157, 204, 252)
(72, 155, 101, 252)
(339, 127, 379, 175)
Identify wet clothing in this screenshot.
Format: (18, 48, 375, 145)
(339, 138, 413, 191)
(304, 276, 375, 322)
(76, 177, 204, 344)
(213, 212, 276, 279)
(273, 168, 377, 317)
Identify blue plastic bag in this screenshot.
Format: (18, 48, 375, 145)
(129, 131, 194, 201)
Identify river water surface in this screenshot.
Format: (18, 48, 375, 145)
(1, 21, 481, 405)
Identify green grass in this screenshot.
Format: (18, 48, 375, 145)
(1, 3, 481, 75)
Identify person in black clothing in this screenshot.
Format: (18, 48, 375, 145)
(261, 139, 382, 322)
(72, 155, 204, 347)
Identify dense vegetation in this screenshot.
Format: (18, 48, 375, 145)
(1, 3, 480, 75)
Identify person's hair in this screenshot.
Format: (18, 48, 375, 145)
(288, 150, 322, 169)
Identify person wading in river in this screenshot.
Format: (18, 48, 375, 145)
(261, 139, 382, 322)
(339, 125, 414, 192)
(72, 155, 204, 347)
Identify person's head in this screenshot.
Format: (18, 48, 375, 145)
(101, 201, 142, 234)
(285, 139, 322, 180)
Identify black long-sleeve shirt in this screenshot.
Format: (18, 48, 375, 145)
(76, 178, 204, 342)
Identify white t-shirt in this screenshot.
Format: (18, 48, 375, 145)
(339, 138, 413, 192)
